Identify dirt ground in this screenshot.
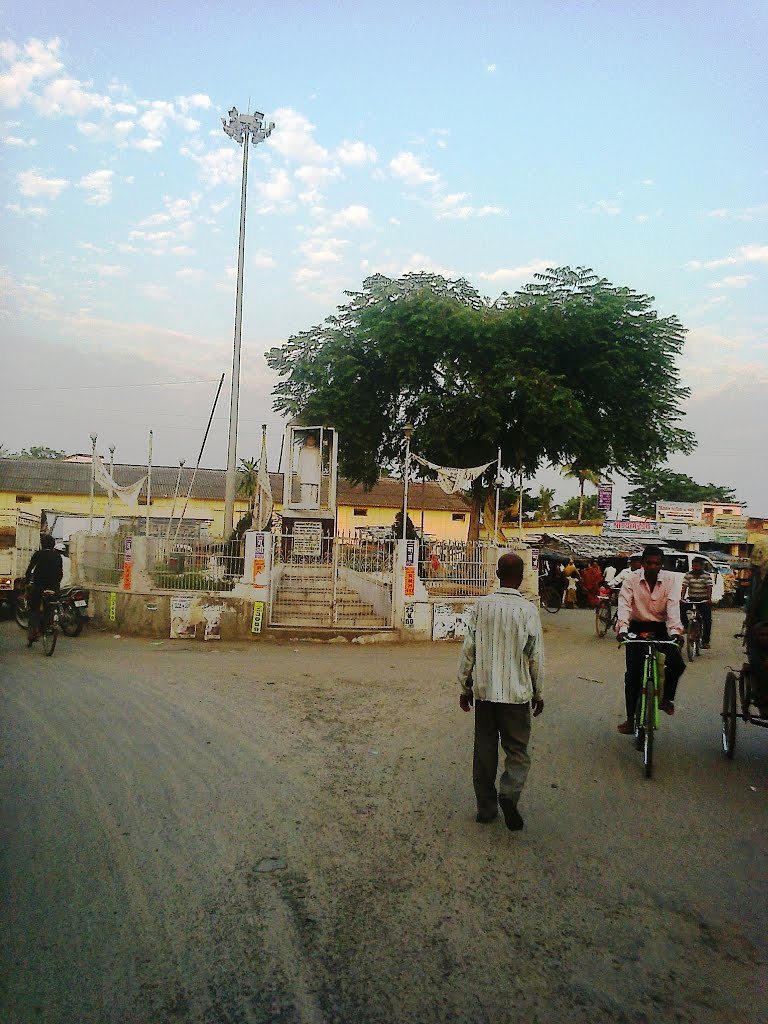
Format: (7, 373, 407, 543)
(1, 608, 765, 1024)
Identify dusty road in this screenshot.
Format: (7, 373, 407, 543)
(1, 609, 765, 1024)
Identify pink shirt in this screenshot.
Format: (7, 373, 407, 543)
(617, 569, 684, 636)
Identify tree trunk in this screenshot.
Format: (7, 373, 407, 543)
(578, 479, 584, 523)
(467, 478, 484, 543)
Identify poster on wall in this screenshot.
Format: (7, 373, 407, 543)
(432, 602, 472, 641)
(170, 595, 197, 639)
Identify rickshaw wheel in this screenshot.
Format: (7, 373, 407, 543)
(722, 672, 737, 759)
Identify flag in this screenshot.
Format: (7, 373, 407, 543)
(93, 454, 146, 507)
(411, 453, 493, 495)
(255, 435, 273, 530)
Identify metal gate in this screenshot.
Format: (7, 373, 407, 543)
(269, 533, 394, 629)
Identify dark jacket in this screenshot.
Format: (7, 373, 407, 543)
(25, 549, 64, 589)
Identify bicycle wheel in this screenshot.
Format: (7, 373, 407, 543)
(686, 632, 695, 662)
(595, 603, 612, 638)
(722, 672, 737, 758)
(59, 603, 83, 637)
(14, 594, 30, 630)
(540, 586, 561, 614)
(643, 669, 655, 778)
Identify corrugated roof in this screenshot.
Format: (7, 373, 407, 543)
(535, 532, 666, 560)
(0, 459, 470, 511)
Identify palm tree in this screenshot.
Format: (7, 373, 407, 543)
(237, 457, 259, 519)
(534, 486, 557, 522)
(562, 464, 602, 523)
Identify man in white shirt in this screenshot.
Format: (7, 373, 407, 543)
(612, 553, 643, 589)
(457, 552, 545, 831)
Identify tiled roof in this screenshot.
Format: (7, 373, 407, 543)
(0, 458, 471, 511)
(535, 531, 666, 560)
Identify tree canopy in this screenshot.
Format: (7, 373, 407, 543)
(624, 468, 739, 518)
(267, 267, 694, 537)
(6, 446, 66, 460)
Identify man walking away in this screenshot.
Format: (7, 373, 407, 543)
(25, 534, 63, 644)
(457, 553, 544, 831)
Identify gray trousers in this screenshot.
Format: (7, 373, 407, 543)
(473, 699, 532, 814)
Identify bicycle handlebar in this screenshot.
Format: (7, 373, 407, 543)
(620, 636, 681, 646)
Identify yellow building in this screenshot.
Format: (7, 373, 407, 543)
(0, 458, 471, 541)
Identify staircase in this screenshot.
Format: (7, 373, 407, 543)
(271, 564, 391, 629)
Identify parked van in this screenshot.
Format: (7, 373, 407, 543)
(660, 548, 725, 604)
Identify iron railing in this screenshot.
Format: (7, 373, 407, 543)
(152, 539, 244, 592)
(419, 540, 498, 597)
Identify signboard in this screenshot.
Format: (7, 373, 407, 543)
(404, 566, 415, 597)
(108, 591, 117, 621)
(293, 521, 322, 558)
(403, 603, 415, 629)
(405, 539, 416, 567)
(713, 514, 747, 543)
(531, 547, 540, 573)
(656, 501, 702, 524)
(597, 483, 613, 511)
(251, 601, 265, 633)
(605, 520, 658, 533)
(252, 533, 266, 577)
(122, 536, 133, 590)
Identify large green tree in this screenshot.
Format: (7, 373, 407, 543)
(8, 446, 66, 459)
(267, 268, 694, 539)
(625, 468, 739, 518)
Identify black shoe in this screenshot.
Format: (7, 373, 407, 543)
(499, 797, 524, 832)
(475, 810, 498, 824)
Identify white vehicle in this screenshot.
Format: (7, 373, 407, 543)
(0, 510, 41, 613)
(660, 548, 725, 605)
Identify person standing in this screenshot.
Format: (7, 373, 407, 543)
(680, 556, 713, 648)
(457, 552, 545, 831)
(24, 534, 63, 644)
(616, 544, 686, 731)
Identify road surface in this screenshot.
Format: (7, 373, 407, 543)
(1, 608, 765, 1024)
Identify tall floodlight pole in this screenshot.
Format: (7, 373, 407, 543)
(106, 445, 115, 532)
(89, 432, 98, 532)
(221, 105, 275, 538)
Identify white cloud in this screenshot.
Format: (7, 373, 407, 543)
(706, 274, 755, 290)
(687, 244, 768, 270)
(389, 151, 440, 186)
(703, 204, 768, 222)
(17, 168, 68, 198)
(255, 168, 294, 208)
(432, 193, 506, 220)
(324, 204, 371, 230)
(176, 267, 204, 281)
(298, 236, 348, 264)
(270, 107, 328, 163)
(336, 140, 378, 165)
(177, 93, 211, 114)
(131, 136, 162, 152)
(583, 198, 622, 215)
(95, 264, 126, 277)
(486, 63, 497, 73)
(252, 252, 276, 268)
(78, 168, 113, 206)
(143, 284, 169, 300)
(181, 144, 239, 186)
(294, 267, 322, 282)
(0, 37, 63, 107)
(475, 260, 554, 284)
(295, 164, 341, 188)
(37, 76, 112, 117)
(6, 202, 48, 217)
(639, 179, 655, 187)
(3, 134, 37, 146)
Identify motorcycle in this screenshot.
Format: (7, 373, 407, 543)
(15, 585, 90, 637)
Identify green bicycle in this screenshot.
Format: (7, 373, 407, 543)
(621, 635, 680, 778)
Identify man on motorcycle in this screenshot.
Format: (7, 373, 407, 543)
(24, 534, 63, 644)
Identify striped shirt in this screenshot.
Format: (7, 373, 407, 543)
(457, 588, 544, 704)
(682, 570, 712, 602)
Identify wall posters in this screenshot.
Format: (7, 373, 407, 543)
(122, 536, 133, 590)
(252, 532, 266, 578)
(432, 602, 472, 641)
(597, 483, 613, 511)
(251, 601, 265, 633)
(404, 566, 416, 597)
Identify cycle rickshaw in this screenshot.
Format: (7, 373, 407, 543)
(721, 537, 768, 758)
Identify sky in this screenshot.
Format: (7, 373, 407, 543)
(1, 0, 766, 516)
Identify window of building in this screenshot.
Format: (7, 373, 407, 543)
(452, 513, 466, 521)
(353, 508, 368, 517)
(15, 495, 32, 503)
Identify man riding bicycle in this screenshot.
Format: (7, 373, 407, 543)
(616, 544, 686, 734)
(680, 556, 713, 649)
(24, 534, 63, 644)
